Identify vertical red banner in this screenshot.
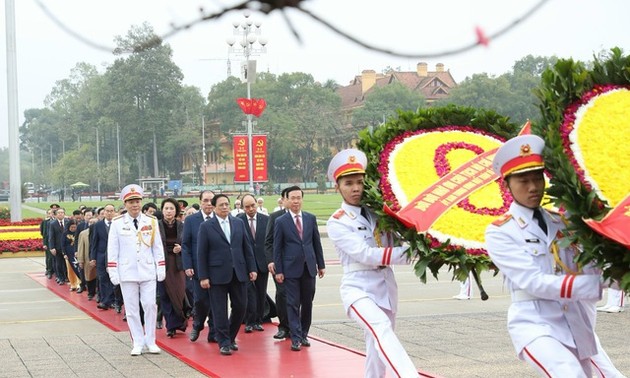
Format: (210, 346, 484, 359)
(233, 135, 249, 183)
(252, 135, 268, 182)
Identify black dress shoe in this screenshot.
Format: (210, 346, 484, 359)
(46, 273, 52, 279)
(156, 320, 163, 329)
(97, 303, 109, 310)
(76, 287, 84, 293)
(290, 341, 301, 351)
(229, 342, 238, 351)
(166, 330, 175, 338)
(87, 295, 94, 301)
(189, 328, 200, 342)
(300, 338, 311, 347)
(114, 305, 122, 314)
(207, 335, 218, 343)
(219, 346, 232, 356)
(253, 324, 264, 332)
(123, 314, 127, 322)
(273, 329, 289, 339)
(244, 325, 253, 333)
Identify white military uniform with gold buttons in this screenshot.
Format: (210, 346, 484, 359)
(485, 135, 605, 377)
(107, 184, 165, 354)
(326, 149, 419, 378)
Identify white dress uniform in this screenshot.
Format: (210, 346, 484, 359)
(107, 185, 165, 354)
(486, 135, 610, 377)
(326, 148, 419, 378)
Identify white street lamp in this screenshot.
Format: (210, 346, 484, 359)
(227, 11, 268, 193)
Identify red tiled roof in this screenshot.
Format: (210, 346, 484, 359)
(337, 66, 457, 108)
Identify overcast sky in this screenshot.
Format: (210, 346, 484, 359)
(2, 0, 629, 149)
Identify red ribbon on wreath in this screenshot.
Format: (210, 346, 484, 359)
(237, 98, 267, 117)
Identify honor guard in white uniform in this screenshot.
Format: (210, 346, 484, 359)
(107, 184, 166, 356)
(485, 135, 624, 377)
(326, 149, 419, 378)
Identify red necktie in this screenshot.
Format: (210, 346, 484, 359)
(295, 214, 303, 240)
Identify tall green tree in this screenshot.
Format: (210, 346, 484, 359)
(102, 23, 185, 179)
(440, 55, 557, 125)
(352, 82, 425, 129)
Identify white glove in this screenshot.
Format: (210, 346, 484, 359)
(157, 271, 165, 282)
(110, 275, 120, 286)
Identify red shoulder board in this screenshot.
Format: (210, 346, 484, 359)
(332, 209, 345, 219)
(492, 214, 512, 226)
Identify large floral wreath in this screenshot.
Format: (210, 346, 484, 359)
(535, 47, 630, 290)
(357, 105, 519, 282)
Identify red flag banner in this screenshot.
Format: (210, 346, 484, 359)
(237, 98, 252, 114)
(251, 99, 267, 117)
(233, 135, 249, 183)
(237, 98, 266, 117)
(584, 193, 630, 249)
(252, 135, 268, 182)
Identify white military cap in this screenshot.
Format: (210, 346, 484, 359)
(120, 184, 144, 202)
(327, 148, 367, 182)
(492, 134, 545, 177)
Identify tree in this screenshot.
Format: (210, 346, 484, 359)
(440, 55, 557, 125)
(352, 82, 425, 129)
(102, 23, 185, 178)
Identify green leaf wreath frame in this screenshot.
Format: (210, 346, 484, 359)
(356, 105, 518, 283)
(534, 47, 630, 290)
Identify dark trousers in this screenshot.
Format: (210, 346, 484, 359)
(272, 276, 290, 332)
(97, 266, 115, 306)
(157, 281, 186, 331)
(191, 277, 214, 337)
(86, 279, 97, 297)
(284, 267, 316, 343)
(45, 248, 54, 275)
(246, 270, 269, 326)
(209, 273, 247, 348)
(54, 252, 67, 281)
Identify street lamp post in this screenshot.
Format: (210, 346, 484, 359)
(226, 10, 268, 193)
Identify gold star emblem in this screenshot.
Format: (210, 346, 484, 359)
(520, 144, 532, 156)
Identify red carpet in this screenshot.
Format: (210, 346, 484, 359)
(30, 272, 438, 377)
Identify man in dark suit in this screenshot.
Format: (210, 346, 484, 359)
(237, 194, 270, 333)
(198, 194, 257, 356)
(48, 207, 68, 284)
(182, 190, 216, 342)
(265, 188, 291, 339)
(273, 186, 326, 351)
(89, 204, 119, 311)
(40, 209, 54, 279)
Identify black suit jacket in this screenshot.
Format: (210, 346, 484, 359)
(265, 209, 287, 265)
(89, 219, 110, 268)
(197, 215, 256, 285)
(48, 218, 67, 252)
(237, 212, 269, 273)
